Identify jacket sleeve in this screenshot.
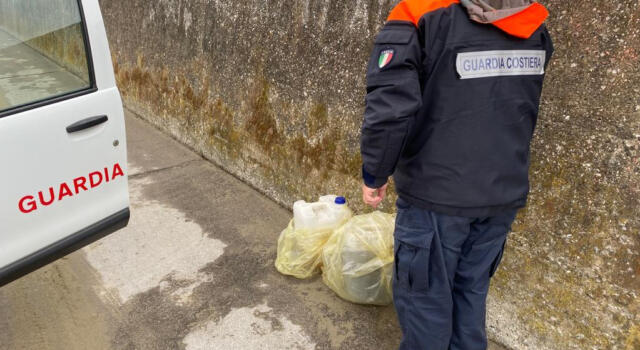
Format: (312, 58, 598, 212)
(360, 22, 423, 188)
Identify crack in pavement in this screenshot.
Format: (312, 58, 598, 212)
(128, 158, 203, 179)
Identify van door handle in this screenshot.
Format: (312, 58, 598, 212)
(66, 115, 108, 133)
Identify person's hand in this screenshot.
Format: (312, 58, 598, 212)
(362, 183, 388, 209)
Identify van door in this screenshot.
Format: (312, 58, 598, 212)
(0, 0, 129, 286)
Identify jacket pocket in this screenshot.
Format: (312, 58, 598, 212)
(393, 225, 434, 293)
(374, 28, 414, 45)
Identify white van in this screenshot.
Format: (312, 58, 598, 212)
(0, 0, 129, 286)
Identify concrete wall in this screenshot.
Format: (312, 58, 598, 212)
(99, 0, 639, 348)
(0, 0, 89, 81)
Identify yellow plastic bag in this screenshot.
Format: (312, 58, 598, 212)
(275, 221, 336, 279)
(321, 211, 396, 305)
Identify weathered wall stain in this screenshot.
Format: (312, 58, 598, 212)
(99, 0, 639, 349)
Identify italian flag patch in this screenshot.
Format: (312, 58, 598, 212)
(378, 49, 394, 69)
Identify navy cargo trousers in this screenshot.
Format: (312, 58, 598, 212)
(393, 197, 518, 350)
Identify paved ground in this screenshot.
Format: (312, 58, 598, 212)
(0, 110, 508, 350)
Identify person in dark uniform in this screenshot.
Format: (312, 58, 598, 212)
(360, 1, 553, 349)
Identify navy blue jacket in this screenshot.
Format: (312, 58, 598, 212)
(361, 0, 554, 217)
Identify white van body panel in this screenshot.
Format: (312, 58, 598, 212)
(0, 0, 129, 285)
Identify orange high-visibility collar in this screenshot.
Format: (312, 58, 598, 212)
(387, 0, 549, 39)
(492, 2, 549, 39)
(387, 0, 461, 26)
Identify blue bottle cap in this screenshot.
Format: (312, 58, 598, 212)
(335, 196, 346, 205)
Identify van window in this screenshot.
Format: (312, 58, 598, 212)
(0, 0, 92, 114)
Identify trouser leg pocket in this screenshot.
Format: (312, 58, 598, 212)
(393, 229, 434, 293)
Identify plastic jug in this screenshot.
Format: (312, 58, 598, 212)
(275, 195, 352, 279)
(293, 195, 351, 231)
